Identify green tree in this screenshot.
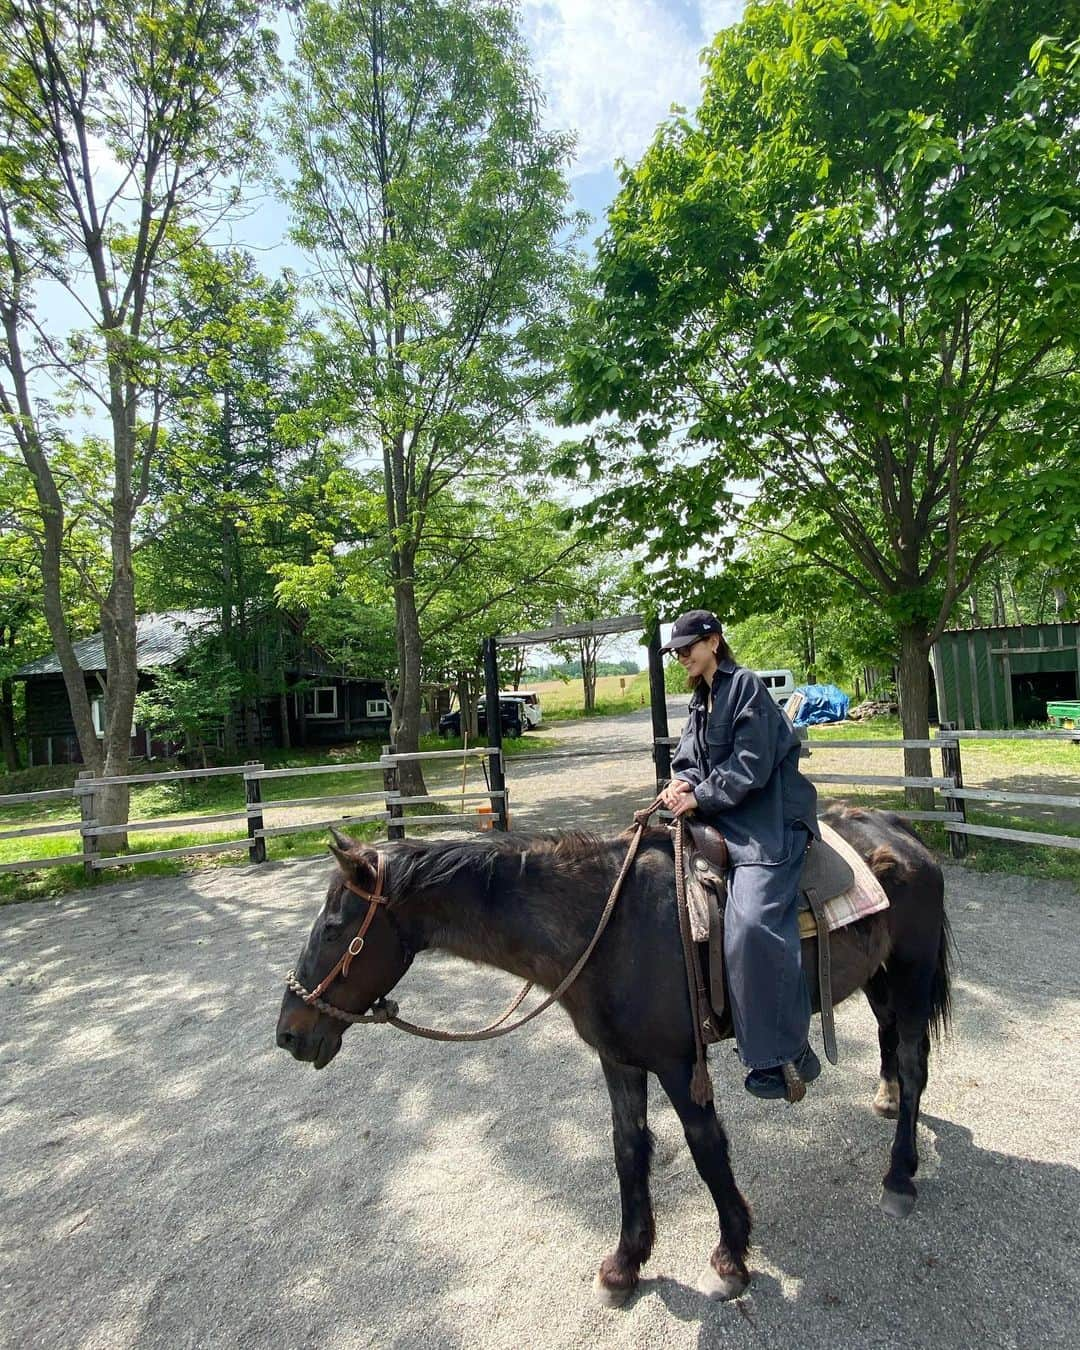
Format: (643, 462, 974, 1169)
(562, 1, 1080, 792)
(134, 647, 242, 769)
(0, 0, 274, 834)
(281, 0, 580, 793)
(136, 247, 339, 754)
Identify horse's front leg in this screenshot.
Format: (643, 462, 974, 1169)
(594, 1057, 655, 1307)
(657, 1060, 752, 1300)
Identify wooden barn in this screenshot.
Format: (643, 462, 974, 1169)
(13, 610, 393, 765)
(931, 621, 1080, 729)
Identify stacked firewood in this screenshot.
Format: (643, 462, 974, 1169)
(847, 699, 898, 721)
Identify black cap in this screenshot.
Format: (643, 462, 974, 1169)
(660, 610, 723, 654)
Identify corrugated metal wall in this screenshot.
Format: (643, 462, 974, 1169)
(933, 623, 1080, 728)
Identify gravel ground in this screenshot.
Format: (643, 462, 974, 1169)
(1, 707, 1078, 1349)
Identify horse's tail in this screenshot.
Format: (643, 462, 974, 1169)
(928, 909, 955, 1042)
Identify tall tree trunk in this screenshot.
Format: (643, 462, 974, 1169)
(279, 692, 291, 750)
(897, 621, 933, 809)
(968, 590, 981, 624)
(992, 580, 1007, 626)
(391, 572, 427, 796)
(1053, 585, 1070, 619)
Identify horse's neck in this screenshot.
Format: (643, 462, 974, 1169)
(406, 845, 616, 989)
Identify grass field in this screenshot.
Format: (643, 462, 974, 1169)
(529, 671, 653, 719)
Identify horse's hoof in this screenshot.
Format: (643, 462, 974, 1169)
(697, 1262, 749, 1301)
(873, 1080, 900, 1118)
(593, 1271, 634, 1308)
(880, 1187, 917, 1219)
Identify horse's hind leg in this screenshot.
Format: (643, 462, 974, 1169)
(864, 967, 900, 1119)
(657, 1060, 751, 1300)
(877, 961, 932, 1219)
(595, 1058, 655, 1307)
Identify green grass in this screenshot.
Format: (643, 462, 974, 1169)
(0, 733, 555, 904)
(533, 671, 653, 720)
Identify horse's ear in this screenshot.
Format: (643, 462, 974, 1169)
(327, 831, 379, 888)
(329, 826, 361, 854)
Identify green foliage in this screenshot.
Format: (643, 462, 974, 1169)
(560, 0, 1080, 721)
(280, 0, 584, 757)
(133, 649, 242, 753)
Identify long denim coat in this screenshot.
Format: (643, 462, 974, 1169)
(670, 659, 819, 866)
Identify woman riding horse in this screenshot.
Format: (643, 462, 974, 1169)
(660, 610, 821, 1100)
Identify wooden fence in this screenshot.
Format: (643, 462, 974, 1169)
(0, 746, 507, 876)
(3, 727, 1078, 876)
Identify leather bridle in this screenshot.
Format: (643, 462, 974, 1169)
(298, 855, 393, 1007)
(284, 798, 665, 1043)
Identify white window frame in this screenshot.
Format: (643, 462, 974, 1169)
(366, 698, 391, 719)
(91, 695, 137, 739)
(304, 686, 339, 719)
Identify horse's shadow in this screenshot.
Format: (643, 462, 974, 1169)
(626, 1109, 1079, 1346)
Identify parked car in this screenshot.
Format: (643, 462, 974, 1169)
(438, 697, 524, 739)
(753, 668, 795, 707)
(497, 689, 543, 728)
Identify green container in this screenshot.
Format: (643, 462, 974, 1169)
(1046, 700, 1080, 728)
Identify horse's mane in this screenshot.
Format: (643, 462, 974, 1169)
(382, 828, 633, 899)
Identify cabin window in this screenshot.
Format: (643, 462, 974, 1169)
(366, 698, 391, 719)
(304, 686, 338, 719)
(91, 696, 137, 738)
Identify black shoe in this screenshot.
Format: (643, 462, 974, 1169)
(744, 1045, 822, 1100)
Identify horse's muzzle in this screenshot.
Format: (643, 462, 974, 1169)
(276, 1011, 342, 1069)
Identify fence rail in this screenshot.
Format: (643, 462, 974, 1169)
(3, 722, 1078, 876)
(0, 745, 509, 876)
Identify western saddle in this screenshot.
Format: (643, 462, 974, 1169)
(681, 818, 854, 1069)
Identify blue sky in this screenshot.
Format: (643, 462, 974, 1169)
(236, 1, 747, 269)
(520, 1, 745, 235)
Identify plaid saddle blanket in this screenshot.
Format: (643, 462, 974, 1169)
(796, 819, 890, 939)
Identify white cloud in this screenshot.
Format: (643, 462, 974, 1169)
(698, 1, 746, 43)
(521, 2, 746, 178)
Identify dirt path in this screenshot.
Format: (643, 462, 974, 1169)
(1, 721, 1078, 1348)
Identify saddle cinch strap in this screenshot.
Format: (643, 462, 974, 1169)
(682, 820, 853, 1066)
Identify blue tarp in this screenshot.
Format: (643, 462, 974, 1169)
(790, 683, 849, 726)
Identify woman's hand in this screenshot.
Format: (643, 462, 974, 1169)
(660, 778, 696, 813)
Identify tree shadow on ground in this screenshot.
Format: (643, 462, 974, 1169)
(1, 788, 1078, 1348)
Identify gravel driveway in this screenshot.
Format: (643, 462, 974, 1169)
(2, 708, 1078, 1349)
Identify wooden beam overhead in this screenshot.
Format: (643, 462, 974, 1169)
(494, 613, 647, 648)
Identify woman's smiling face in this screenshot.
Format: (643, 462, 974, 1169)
(676, 635, 720, 683)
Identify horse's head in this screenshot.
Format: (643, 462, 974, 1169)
(276, 829, 415, 1069)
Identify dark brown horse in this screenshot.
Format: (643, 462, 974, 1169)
(276, 805, 952, 1304)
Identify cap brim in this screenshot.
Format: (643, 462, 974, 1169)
(660, 633, 703, 654)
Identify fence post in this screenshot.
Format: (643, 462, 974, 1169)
(383, 745, 405, 841)
(245, 762, 266, 864)
(939, 722, 968, 859)
(77, 769, 95, 878)
(647, 624, 671, 794)
(483, 636, 509, 831)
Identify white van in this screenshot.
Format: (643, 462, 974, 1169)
(498, 690, 543, 728)
(754, 669, 795, 707)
